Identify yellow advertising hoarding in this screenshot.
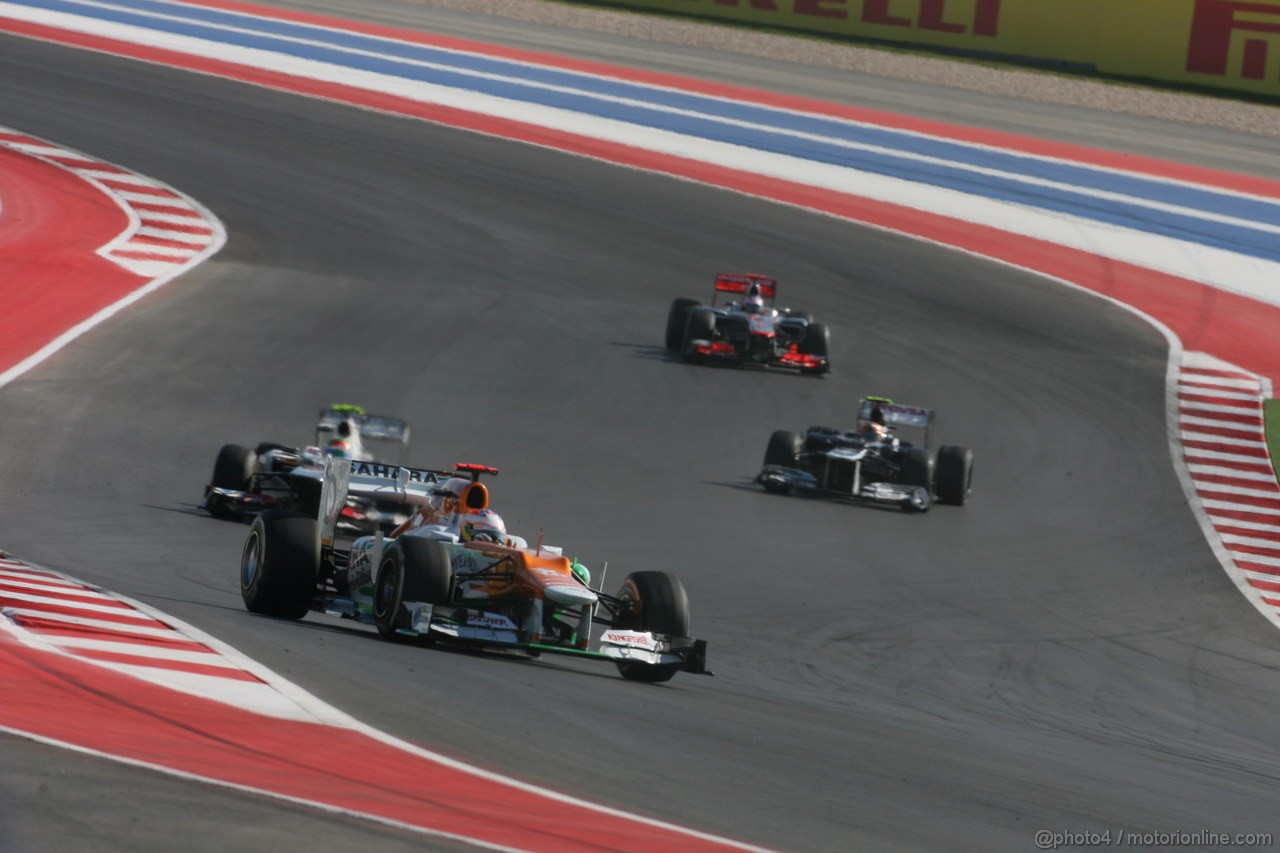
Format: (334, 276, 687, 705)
(591, 0, 1280, 97)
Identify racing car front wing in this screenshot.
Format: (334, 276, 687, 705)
(394, 603, 710, 674)
(758, 464, 930, 512)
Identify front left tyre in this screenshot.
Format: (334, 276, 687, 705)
(241, 510, 319, 619)
(212, 443, 255, 490)
(665, 298, 700, 351)
(612, 571, 691, 683)
(682, 308, 717, 362)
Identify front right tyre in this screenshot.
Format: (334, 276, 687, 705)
(241, 510, 318, 619)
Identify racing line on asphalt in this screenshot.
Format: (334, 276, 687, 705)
(3, 1, 1280, 849)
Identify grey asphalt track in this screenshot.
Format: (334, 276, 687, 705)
(1, 9, 1279, 852)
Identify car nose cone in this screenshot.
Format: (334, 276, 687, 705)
(544, 584, 598, 607)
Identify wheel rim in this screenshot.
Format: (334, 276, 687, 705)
(240, 529, 261, 589)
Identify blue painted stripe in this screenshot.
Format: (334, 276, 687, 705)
(98, 0, 1280, 225)
(23, 0, 1280, 260)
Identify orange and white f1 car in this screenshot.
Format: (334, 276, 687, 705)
(238, 460, 710, 682)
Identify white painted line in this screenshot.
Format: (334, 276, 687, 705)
(1208, 515, 1280, 534)
(1178, 385, 1261, 402)
(115, 190, 190, 207)
(1180, 415, 1261, 433)
(1180, 430, 1268, 450)
(1183, 446, 1275, 466)
(1202, 498, 1280, 517)
(136, 209, 207, 225)
(3, 608, 182, 639)
(1221, 533, 1280, 552)
(1180, 399, 1261, 416)
(135, 226, 211, 244)
(74, 168, 156, 186)
(1197, 482, 1280, 499)
(48, 636, 231, 666)
(0, 590, 152, 617)
(1187, 464, 1280, 484)
(1179, 375, 1263, 391)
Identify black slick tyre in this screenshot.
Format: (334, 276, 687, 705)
(764, 430, 803, 468)
(212, 444, 255, 491)
(798, 321, 830, 375)
(936, 445, 974, 506)
(240, 510, 318, 619)
(900, 447, 936, 493)
(613, 571, 690, 683)
(665, 298, 700, 351)
(374, 538, 454, 640)
(682, 308, 716, 362)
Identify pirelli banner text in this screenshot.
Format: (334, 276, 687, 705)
(609, 0, 1280, 97)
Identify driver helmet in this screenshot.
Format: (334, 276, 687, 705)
(325, 439, 349, 458)
(459, 509, 507, 544)
(742, 283, 765, 314)
(866, 421, 891, 442)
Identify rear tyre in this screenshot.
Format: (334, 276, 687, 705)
(764, 430, 803, 468)
(682, 308, 717, 362)
(665, 298, 700, 351)
(613, 571, 690, 683)
(374, 537, 454, 640)
(240, 510, 318, 619)
(901, 447, 936, 494)
(212, 444, 255, 491)
(798, 321, 830, 375)
(936, 446, 974, 506)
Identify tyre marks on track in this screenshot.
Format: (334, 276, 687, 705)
(1177, 353, 1280, 626)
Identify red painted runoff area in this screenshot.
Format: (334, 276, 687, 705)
(0, 635, 752, 852)
(0, 145, 140, 376)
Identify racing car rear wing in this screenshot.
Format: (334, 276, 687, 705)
(858, 397, 935, 444)
(316, 405, 411, 462)
(714, 273, 776, 301)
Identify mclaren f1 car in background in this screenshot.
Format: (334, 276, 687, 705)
(238, 459, 710, 683)
(665, 273, 830, 374)
(202, 404, 413, 534)
(758, 397, 974, 512)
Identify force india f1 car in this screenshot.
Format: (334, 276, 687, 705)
(238, 459, 711, 683)
(665, 273, 830, 375)
(202, 405, 413, 534)
(757, 397, 974, 513)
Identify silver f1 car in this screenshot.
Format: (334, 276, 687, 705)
(202, 404, 413, 534)
(666, 273, 830, 374)
(757, 397, 973, 512)
(238, 459, 710, 682)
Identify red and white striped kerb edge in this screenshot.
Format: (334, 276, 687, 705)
(1178, 352, 1280, 623)
(0, 554, 342, 723)
(0, 126, 219, 277)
